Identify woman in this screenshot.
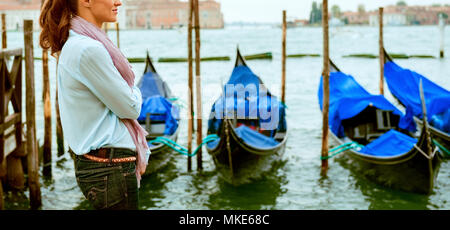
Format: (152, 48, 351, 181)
(39, 0, 150, 210)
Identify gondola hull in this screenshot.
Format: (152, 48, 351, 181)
(143, 127, 179, 176)
(329, 130, 442, 194)
(207, 121, 287, 185)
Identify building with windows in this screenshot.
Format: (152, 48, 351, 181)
(124, 0, 224, 29)
(0, 0, 224, 31)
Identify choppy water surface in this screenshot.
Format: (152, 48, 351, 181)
(3, 25, 450, 210)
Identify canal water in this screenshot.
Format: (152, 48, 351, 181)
(3, 25, 450, 210)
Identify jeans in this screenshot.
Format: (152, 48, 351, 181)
(73, 148, 139, 210)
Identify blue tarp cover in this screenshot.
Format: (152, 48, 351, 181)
(138, 95, 179, 135)
(206, 125, 280, 150)
(138, 72, 172, 99)
(384, 61, 450, 134)
(208, 65, 287, 135)
(137, 70, 178, 135)
(318, 71, 416, 138)
(359, 129, 417, 157)
(430, 109, 450, 133)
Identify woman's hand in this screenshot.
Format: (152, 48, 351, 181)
(138, 161, 147, 175)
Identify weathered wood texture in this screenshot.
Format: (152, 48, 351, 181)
(194, 0, 203, 171)
(321, 0, 330, 172)
(24, 20, 41, 209)
(187, 0, 194, 171)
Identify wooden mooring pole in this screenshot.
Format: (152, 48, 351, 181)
(379, 7, 384, 95)
(439, 13, 445, 58)
(187, 0, 194, 171)
(281, 10, 287, 104)
(194, 0, 203, 171)
(24, 20, 41, 209)
(0, 14, 5, 209)
(55, 58, 64, 157)
(42, 48, 51, 177)
(42, 0, 52, 176)
(321, 0, 330, 172)
(1, 14, 6, 49)
(116, 22, 120, 49)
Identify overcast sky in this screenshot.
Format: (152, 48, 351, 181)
(216, 0, 450, 23)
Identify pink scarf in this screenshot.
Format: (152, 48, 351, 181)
(70, 16, 148, 185)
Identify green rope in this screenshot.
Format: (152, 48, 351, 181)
(432, 139, 450, 157)
(168, 97, 187, 109)
(320, 141, 364, 160)
(148, 134, 219, 157)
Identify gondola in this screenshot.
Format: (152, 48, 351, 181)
(206, 49, 288, 185)
(137, 52, 180, 175)
(318, 60, 442, 194)
(383, 49, 450, 158)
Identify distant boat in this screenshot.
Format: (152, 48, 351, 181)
(137, 52, 180, 175)
(318, 59, 442, 194)
(383, 48, 450, 159)
(206, 48, 288, 185)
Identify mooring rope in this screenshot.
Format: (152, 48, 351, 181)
(148, 134, 219, 157)
(432, 139, 450, 157)
(320, 141, 364, 160)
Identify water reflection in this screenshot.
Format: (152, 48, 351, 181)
(206, 160, 287, 210)
(335, 156, 431, 210)
(139, 160, 179, 210)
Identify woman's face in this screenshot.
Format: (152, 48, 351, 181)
(90, 0, 122, 24)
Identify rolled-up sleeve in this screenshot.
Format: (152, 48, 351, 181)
(78, 44, 142, 119)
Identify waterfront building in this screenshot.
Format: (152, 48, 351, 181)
(0, 0, 224, 31)
(0, 0, 41, 31)
(124, 0, 224, 29)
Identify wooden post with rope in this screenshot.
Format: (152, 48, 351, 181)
(321, 0, 330, 173)
(24, 20, 41, 209)
(281, 10, 287, 104)
(379, 7, 384, 95)
(187, 0, 194, 171)
(194, 0, 203, 171)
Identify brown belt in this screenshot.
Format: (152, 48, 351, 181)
(83, 154, 136, 163)
(82, 147, 137, 163)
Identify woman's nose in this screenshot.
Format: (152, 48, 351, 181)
(114, 0, 122, 6)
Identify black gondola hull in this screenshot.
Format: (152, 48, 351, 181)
(142, 127, 179, 176)
(330, 130, 442, 194)
(206, 122, 287, 185)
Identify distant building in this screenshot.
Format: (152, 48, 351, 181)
(124, 0, 224, 29)
(341, 11, 369, 25)
(0, 0, 41, 31)
(369, 5, 408, 26)
(369, 5, 450, 26)
(0, 0, 224, 31)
